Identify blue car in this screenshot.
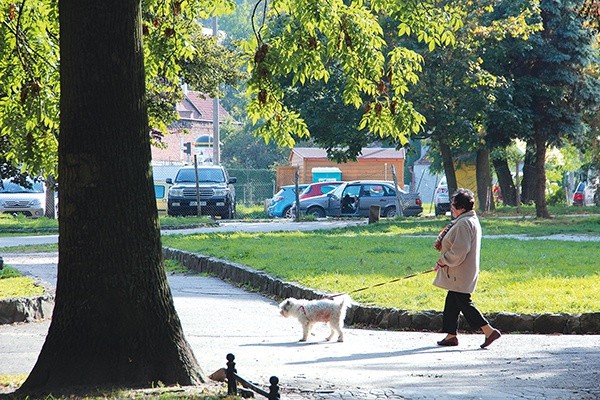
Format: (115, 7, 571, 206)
(267, 184, 309, 218)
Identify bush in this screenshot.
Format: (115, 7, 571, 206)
(546, 187, 566, 206)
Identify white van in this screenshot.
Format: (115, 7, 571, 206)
(0, 178, 46, 217)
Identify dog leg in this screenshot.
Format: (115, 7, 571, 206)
(328, 321, 344, 342)
(301, 322, 312, 342)
(326, 329, 334, 342)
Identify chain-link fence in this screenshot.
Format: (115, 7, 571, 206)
(228, 168, 277, 219)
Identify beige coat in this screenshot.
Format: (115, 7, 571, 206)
(433, 210, 481, 294)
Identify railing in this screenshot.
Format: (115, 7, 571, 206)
(226, 353, 280, 399)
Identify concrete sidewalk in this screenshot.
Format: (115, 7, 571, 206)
(1, 253, 599, 399)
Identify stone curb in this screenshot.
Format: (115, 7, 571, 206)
(163, 247, 600, 334)
(0, 293, 54, 325)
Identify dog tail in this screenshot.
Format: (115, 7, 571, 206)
(337, 294, 353, 309)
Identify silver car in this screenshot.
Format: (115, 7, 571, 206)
(0, 178, 46, 217)
(295, 180, 423, 218)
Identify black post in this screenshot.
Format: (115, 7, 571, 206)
(268, 376, 280, 400)
(226, 353, 237, 395)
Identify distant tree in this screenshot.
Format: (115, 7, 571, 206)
(405, 0, 540, 209)
(485, 0, 600, 217)
(220, 120, 288, 168)
(281, 70, 385, 162)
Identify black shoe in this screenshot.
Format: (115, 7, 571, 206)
(437, 337, 458, 346)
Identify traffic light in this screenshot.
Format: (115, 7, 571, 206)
(183, 142, 192, 155)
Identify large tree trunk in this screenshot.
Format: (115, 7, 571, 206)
(18, 1, 203, 395)
(520, 142, 537, 204)
(476, 148, 493, 212)
(439, 141, 457, 195)
(534, 131, 550, 218)
(492, 157, 516, 206)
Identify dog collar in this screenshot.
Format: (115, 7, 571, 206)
(299, 305, 308, 317)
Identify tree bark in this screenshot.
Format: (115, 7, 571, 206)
(520, 142, 537, 204)
(18, 0, 203, 395)
(492, 157, 516, 206)
(44, 175, 57, 219)
(476, 148, 493, 212)
(439, 141, 457, 196)
(534, 131, 550, 218)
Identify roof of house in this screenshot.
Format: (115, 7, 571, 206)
(177, 90, 233, 122)
(291, 147, 405, 160)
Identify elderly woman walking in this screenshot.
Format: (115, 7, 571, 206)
(433, 188, 501, 348)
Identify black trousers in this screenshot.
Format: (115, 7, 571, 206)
(442, 291, 488, 334)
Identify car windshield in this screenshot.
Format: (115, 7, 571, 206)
(176, 168, 225, 183)
(330, 183, 348, 198)
(0, 179, 44, 193)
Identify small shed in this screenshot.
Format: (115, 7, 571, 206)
(277, 147, 405, 188)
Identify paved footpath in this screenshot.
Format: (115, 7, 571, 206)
(1, 253, 599, 399)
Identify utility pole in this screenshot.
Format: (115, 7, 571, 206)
(212, 16, 220, 165)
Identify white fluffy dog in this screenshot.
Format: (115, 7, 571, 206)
(279, 296, 351, 342)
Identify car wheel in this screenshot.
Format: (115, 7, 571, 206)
(221, 204, 234, 219)
(384, 206, 397, 218)
(307, 206, 325, 218)
(435, 205, 442, 216)
(283, 206, 294, 219)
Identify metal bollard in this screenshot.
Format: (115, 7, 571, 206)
(369, 205, 380, 224)
(268, 376, 280, 399)
(226, 353, 237, 395)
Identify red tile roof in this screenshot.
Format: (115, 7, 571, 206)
(179, 91, 232, 122)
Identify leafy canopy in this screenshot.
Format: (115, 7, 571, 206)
(241, 0, 463, 148)
(0, 0, 240, 177)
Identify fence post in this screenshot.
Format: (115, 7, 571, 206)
(268, 376, 280, 400)
(226, 353, 237, 395)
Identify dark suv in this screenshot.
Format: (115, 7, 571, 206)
(167, 166, 236, 218)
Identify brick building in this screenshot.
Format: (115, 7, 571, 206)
(151, 90, 233, 166)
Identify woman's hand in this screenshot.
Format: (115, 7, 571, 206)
(435, 260, 447, 271)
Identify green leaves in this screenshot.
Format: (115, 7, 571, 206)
(244, 0, 463, 149)
(1, 0, 239, 178)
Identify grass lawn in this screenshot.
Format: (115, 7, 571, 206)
(0, 267, 45, 300)
(161, 216, 600, 315)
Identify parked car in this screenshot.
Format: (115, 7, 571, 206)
(167, 165, 236, 218)
(572, 181, 596, 206)
(154, 180, 172, 215)
(267, 184, 309, 218)
(433, 176, 450, 216)
(0, 177, 46, 218)
(299, 181, 343, 200)
(295, 180, 422, 218)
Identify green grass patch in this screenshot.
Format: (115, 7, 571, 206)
(0, 214, 58, 234)
(0, 243, 58, 253)
(0, 374, 237, 399)
(1, 266, 46, 299)
(1, 266, 45, 300)
(164, 259, 189, 274)
(162, 218, 600, 315)
(236, 204, 268, 219)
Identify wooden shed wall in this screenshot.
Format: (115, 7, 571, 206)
(279, 158, 405, 187)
